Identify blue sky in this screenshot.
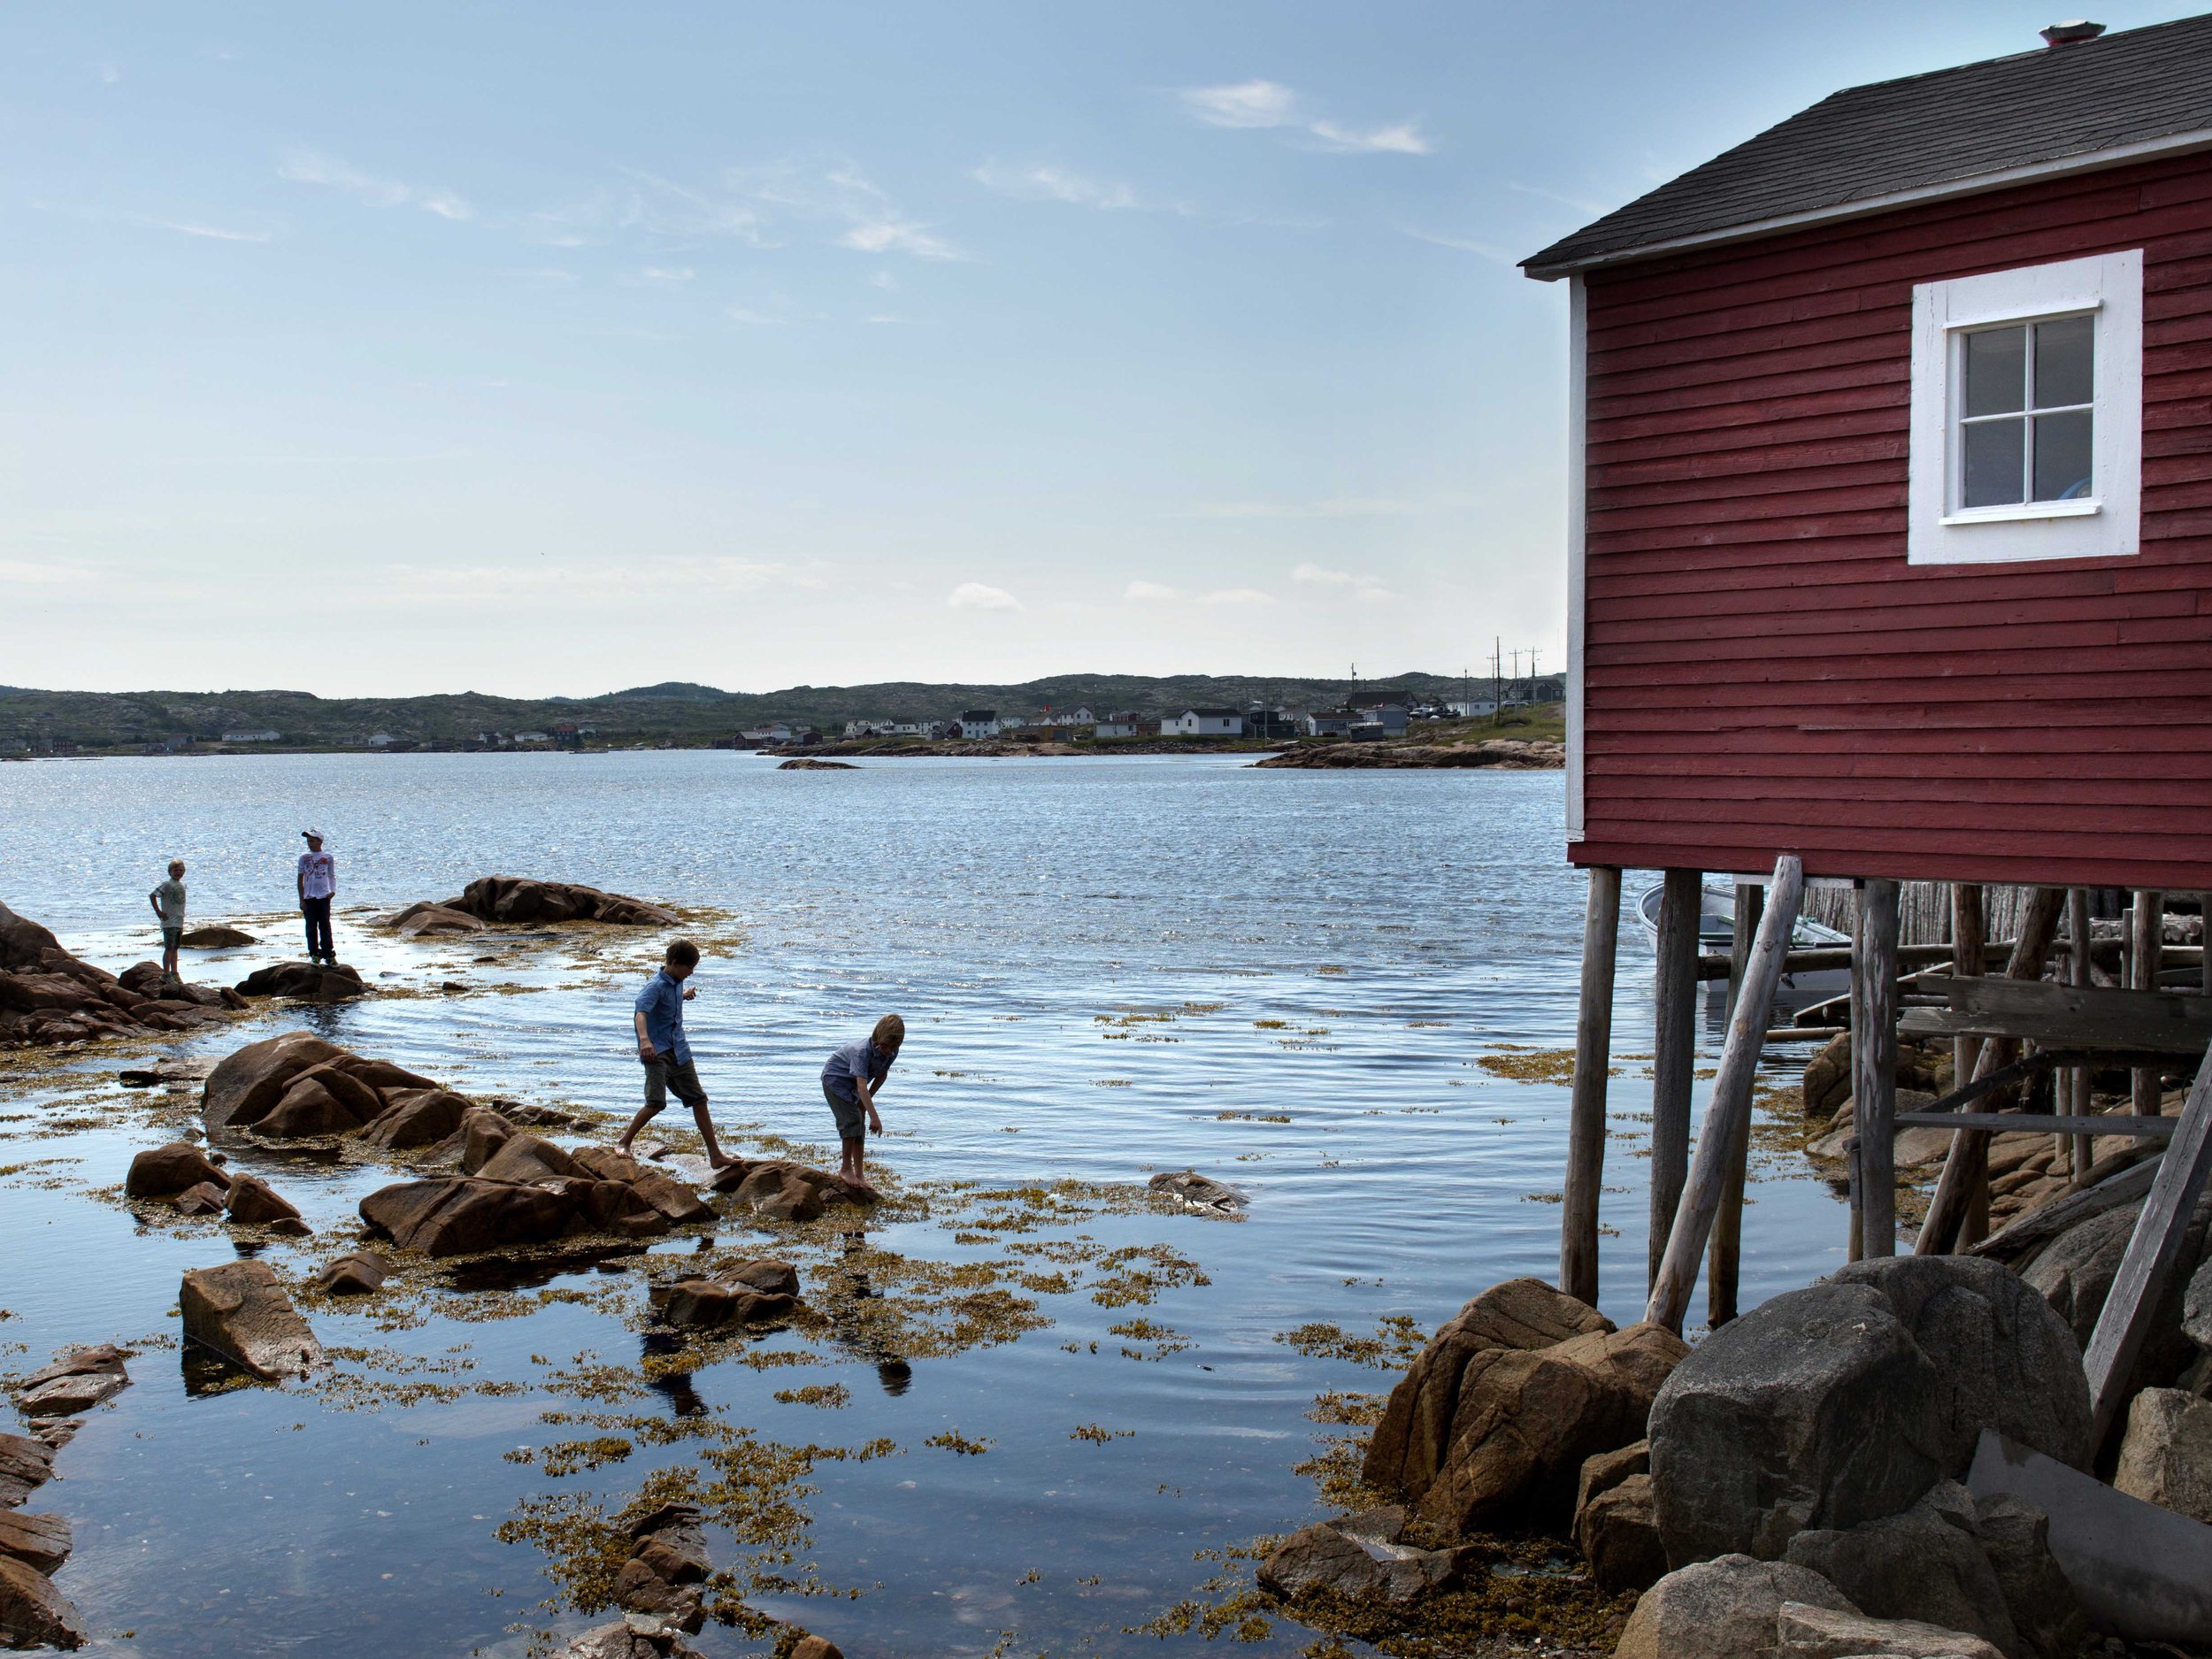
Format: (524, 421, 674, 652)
(4, 1, 2200, 697)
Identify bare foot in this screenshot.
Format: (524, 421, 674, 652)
(709, 1153, 741, 1171)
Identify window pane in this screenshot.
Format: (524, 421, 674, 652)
(2032, 410, 2094, 501)
(1964, 326, 2026, 417)
(1963, 417, 2025, 507)
(2034, 315, 2094, 408)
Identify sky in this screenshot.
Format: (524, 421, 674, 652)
(4, 1, 2203, 698)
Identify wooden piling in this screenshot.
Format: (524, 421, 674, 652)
(1647, 854, 1804, 1334)
(2069, 887, 2093, 1187)
(1561, 864, 1620, 1308)
(1709, 882, 1765, 1325)
(2131, 890, 2164, 1118)
(1649, 870, 1702, 1293)
(1950, 883, 1986, 1098)
(1855, 880, 1901, 1257)
(1846, 881, 1865, 1263)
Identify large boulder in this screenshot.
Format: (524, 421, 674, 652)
(655, 1279, 797, 1329)
(1651, 1257, 2092, 1567)
(257, 1062, 384, 1138)
(0, 1555, 84, 1651)
(1650, 1283, 1943, 1566)
(1782, 1481, 2016, 1655)
(1417, 1320, 1688, 1533)
(378, 901, 487, 937)
(1363, 1276, 1613, 1500)
(179, 1260, 321, 1379)
(357, 1176, 576, 1256)
(201, 1033, 345, 1133)
(453, 876, 680, 927)
(1970, 1494, 2091, 1659)
(124, 1142, 229, 1199)
(2023, 1191, 2212, 1397)
(475, 1133, 576, 1184)
(1616, 1555, 1858, 1659)
(1801, 1032, 1852, 1118)
(2114, 1387, 2212, 1524)
(1774, 1602, 2003, 1659)
(224, 1174, 307, 1231)
(234, 960, 365, 1000)
(313, 1252, 388, 1296)
(358, 1087, 473, 1149)
(179, 925, 256, 948)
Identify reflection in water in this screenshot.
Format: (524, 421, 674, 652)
(826, 1225, 911, 1395)
(639, 1333, 708, 1417)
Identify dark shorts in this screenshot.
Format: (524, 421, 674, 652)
(641, 1056, 706, 1113)
(823, 1079, 865, 1140)
(161, 928, 182, 950)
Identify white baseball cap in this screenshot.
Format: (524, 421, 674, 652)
(301, 828, 326, 841)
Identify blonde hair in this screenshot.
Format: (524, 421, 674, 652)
(872, 1013, 905, 1053)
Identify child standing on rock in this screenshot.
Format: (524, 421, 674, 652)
(618, 940, 739, 1171)
(149, 859, 187, 980)
(821, 1014, 902, 1198)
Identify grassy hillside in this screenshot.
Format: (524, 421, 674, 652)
(0, 673, 1563, 753)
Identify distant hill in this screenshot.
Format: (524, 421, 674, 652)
(0, 671, 1562, 752)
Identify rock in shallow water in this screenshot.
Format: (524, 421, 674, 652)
(0, 1434, 55, 1509)
(13, 1345, 128, 1417)
(0, 1509, 71, 1574)
(179, 1260, 321, 1379)
(124, 1142, 229, 1199)
(0, 1554, 84, 1650)
(358, 1176, 574, 1256)
(313, 1251, 388, 1296)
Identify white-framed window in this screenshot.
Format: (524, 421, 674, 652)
(1908, 249, 2141, 565)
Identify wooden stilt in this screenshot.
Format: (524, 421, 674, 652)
(1649, 870, 1701, 1294)
(2085, 1041, 2212, 1442)
(1560, 865, 1620, 1308)
(2070, 887, 2093, 1188)
(1708, 882, 1764, 1325)
(1950, 883, 1986, 1100)
(1647, 854, 1804, 1334)
(2131, 890, 2165, 1118)
(2202, 893, 2211, 997)
(1846, 880, 1865, 1263)
(1916, 887, 2066, 1255)
(1855, 879, 1901, 1258)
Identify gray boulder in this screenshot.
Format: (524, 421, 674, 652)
(1649, 1283, 1943, 1565)
(1615, 1555, 1858, 1659)
(1782, 1481, 2016, 1656)
(2114, 1386, 2212, 1525)
(1971, 1494, 2090, 1659)
(2185, 1254, 2212, 1353)
(1775, 1601, 2002, 1659)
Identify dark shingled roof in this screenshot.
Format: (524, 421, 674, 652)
(1524, 14, 2212, 278)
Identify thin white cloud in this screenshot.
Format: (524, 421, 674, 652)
(1398, 226, 1515, 265)
(726, 306, 791, 327)
(869, 270, 898, 291)
(96, 62, 119, 85)
(1293, 562, 1396, 603)
(1196, 497, 1424, 520)
(279, 151, 473, 220)
(836, 218, 959, 259)
(164, 219, 272, 242)
(1179, 80, 1432, 156)
(864, 313, 906, 325)
(639, 265, 695, 281)
(0, 559, 88, 585)
(972, 163, 1141, 211)
(948, 581, 1022, 611)
(30, 201, 273, 242)
(1124, 580, 1274, 606)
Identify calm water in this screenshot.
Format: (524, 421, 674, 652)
(0, 752, 1844, 1657)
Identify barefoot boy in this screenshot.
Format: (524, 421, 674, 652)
(617, 941, 737, 1169)
(149, 859, 188, 979)
(821, 1014, 902, 1196)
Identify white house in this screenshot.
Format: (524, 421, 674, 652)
(952, 710, 1000, 739)
(1447, 699, 1498, 718)
(1304, 709, 1356, 738)
(512, 731, 550, 744)
(1164, 708, 1244, 738)
(741, 723, 794, 746)
(1093, 717, 1140, 739)
(221, 729, 281, 743)
(1349, 703, 1409, 739)
(366, 731, 397, 747)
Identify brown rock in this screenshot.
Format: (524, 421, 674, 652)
(0, 1509, 69, 1573)
(257, 1071, 373, 1138)
(314, 1252, 388, 1295)
(1616, 1555, 1859, 1659)
(719, 1259, 800, 1297)
(1802, 1031, 1853, 1118)
(788, 1638, 844, 1659)
(14, 1346, 127, 1416)
(584, 1180, 671, 1238)
(571, 1147, 643, 1184)
(173, 1180, 229, 1216)
(1576, 1471, 1666, 1594)
(0, 1555, 84, 1650)
(357, 1176, 577, 1256)
(179, 925, 256, 948)
(1363, 1276, 1613, 1500)
(476, 1133, 577, 1184)
(0, 1434, 54, 1509)
(125, 1141, 230, 1198)
(359, 1087, 473, 1149)
(179, 1259, 322, 1379)
(1414, 1320, 1688, 1534)
(202, 1032, 345, 1133)
(457, 1107, 518, 1172)
(234, 960, 366, 1000)
(1775, 1601, 2003, 1659)
(629, 1168, 713, 1225)
(657, 1279, 796, 1327)
(455, 876, 680, 927)
(2113, 1386, 2212, 1524)
(225, 1173, 306, 1228)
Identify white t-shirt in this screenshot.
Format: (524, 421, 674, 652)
(298, 850, 336, 900)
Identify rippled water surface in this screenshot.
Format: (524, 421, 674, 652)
(0, 752, 1844, 1656)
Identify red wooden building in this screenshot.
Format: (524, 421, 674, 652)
(1518, 18, 2212, 1340)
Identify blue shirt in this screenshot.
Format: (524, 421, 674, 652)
(821, 1038, 888, 1103)
(634, 970, 691, 1065)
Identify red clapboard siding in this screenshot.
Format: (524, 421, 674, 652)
(1577, 146, 2212, 893)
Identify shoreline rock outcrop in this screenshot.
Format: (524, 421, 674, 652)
(380, 877, 680, 932)
(1, 899, 246, 1048)
(1251, 739, 1563, 771)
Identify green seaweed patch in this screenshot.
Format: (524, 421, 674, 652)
(772, 1384, 849, 1409)
(925, 1428, 993, 1455)
(1273, 1316, 1426, 1369)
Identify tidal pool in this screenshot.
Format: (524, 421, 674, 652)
(0, 751, 1843, 1655)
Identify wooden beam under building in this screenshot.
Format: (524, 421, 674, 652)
(1648, 869, 1701, 1294)
(1560, 865, 1620, 1308)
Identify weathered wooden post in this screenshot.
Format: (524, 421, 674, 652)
(1951, 883, 1985, 1092)
(2131, 890, 2165, 1117)
(1647, 854, 1804, 1334)
(1649, 870, 1702, 1293)
(1709, 881, 1765, 1325)
(2068, 887, 2093, 1187)
(1855, 879, 1901, 1257)
(1846, 880, 1865, 1263)
(1561, 864, 1621, 1307)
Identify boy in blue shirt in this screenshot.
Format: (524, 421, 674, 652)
(616, 941, 737, 1169)
(821, 1014, 902, 1197)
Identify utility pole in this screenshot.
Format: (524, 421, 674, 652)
(1493, 637, 1503, 726)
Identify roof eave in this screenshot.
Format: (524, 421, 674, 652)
(1520, 126, 2212, 281)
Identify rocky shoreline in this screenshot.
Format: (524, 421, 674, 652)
(1252, 738, 1565, 770)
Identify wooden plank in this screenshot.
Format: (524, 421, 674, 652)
(1647, 854, 1804, 1333)
(1956, 882, 1983, 1107)
(1698, 942, 1954, 979)
(1649, 870, 1701, 1295)
(1573, 841, 2212, 898)
(2071, 888, 2095, 1187)
(1560, 866, 1621, 1308)
(1895, 1113, 2178, 1139)
(1712, 880, 1766, 1325)
(1945, 976, 2212, 1054)
(2084, 1044, 2212, 1442)
(1856, 880, 1901, 1258)
(1916, 888, 2066, 1256)
(1968, 1156, 2163, 1262)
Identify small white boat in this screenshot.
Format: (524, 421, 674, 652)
(1633, 881, 1852, 1002)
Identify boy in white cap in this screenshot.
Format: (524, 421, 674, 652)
(297, 830, 337, 964)
(148, 859, 188, 980)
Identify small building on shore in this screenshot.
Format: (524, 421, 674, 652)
(1164, 708, 1245, 738)
(1303, 708, 1356, 739)
(950, 710, 1001, 740)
